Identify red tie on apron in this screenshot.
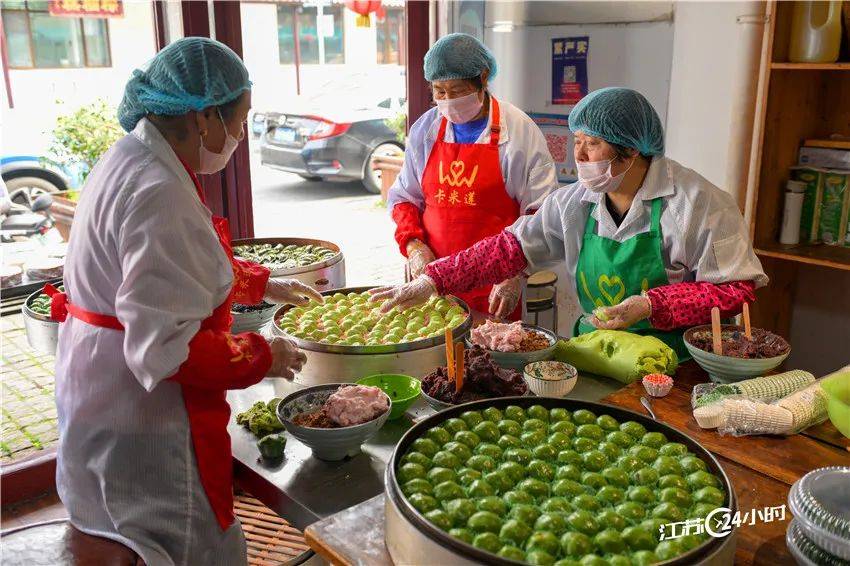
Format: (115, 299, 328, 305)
(420, 97, 522, 319)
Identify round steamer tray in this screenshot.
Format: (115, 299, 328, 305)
(272, 286, 473, 356)
(386, 397, 738, 566)
(786, 519, 848, 566)
(788, 467, 850, 560)
(231, 237, 344, 277)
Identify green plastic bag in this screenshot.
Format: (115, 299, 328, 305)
(554, 330, 678, 384)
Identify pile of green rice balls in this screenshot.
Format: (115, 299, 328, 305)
(397, 405, 726, 565)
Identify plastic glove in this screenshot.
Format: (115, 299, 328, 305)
(369, 275, 438, 313)
(406, 239, 436, 279)
(590, 295, 652, 330)
(263, 278, 324, 306)
(489, 276, 522, 319)
(266, 336, 307, 380)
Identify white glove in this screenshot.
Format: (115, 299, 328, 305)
(263, 278, 324, 306)
(406, 239, 436, 280)
(489, 276, 522, 320)
(266, 336, 307, 380)
(590, 295, 652, 330)
(369, 275, 438, 313)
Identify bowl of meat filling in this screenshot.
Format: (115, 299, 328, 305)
(467, 320, 557, 371)
(277, 383, 391, 460)
(684, 325, 791, 383)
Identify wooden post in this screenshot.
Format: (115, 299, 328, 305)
(405, 0, 431, 129)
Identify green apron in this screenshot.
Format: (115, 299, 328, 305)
(574, 197, 689, 360)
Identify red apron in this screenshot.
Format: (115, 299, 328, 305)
(47, 168, 239, 532)
(420, 97, 522, 319)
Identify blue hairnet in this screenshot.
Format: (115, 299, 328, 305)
(424, 33, 498, 82)
(568, 87, 664, 156)
(118, 37, 251, 132)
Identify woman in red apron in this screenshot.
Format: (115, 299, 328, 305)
(53, 38, 320, 566)
(389, 33, 558, 320)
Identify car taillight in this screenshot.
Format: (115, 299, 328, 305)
(308, 119, 351, 141)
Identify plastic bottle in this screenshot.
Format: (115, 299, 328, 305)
(788, 1, 843, 63)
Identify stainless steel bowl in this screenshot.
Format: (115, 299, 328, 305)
(22, 287, 59, 355)
(385, 397, 738, 566)
(271, 286, 473, 385)
(231, 237, 346, 292)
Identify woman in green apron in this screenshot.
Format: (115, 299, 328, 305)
(372, 87, 768, 357)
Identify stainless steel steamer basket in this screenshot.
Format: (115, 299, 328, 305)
(231, 237, 346, 292)
(270, 286, 473, 385)
(385, 397, 738, 566)
(22, 287, 60, 355)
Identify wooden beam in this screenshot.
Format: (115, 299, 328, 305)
(405, 0, 431, 129)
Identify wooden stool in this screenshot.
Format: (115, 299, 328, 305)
(0, 519, 140, 566)
(526, 271, 558, 333)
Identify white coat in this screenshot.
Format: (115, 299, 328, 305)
(55, 118, 246, 566)
(387, 98, 559, 213)
(509, 156, 768, 311)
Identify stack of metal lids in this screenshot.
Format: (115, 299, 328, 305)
(787, 466, 850, 565)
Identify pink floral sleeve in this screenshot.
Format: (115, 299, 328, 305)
(425, 231, 528, 295)
(647, 280, 756, 331)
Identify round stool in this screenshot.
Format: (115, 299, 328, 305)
(526, 271, 558, 333)
(0, 519, 141, 566)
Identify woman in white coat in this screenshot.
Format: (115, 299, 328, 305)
(51, 38, 320, 565)
(375, 87, 767, 358)
(389, 33, 558, 320)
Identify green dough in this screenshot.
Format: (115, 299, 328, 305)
(694, 486, 725, 506)
(581, 450, 608, 472)
(467, 510, 502, 533)
(402, 452, 432, 469)
(505, 448, 533, 465)
(498, 545, 527, 561)
(691, 502, 718, 518)
(597, 441, 622, 461)
(607, 555, 632, 566)
(556, 464, 582, 482)
(553, 331, 678, 384)
(560, 531, 593, 558)
(443, 418, 468, 434)
(602, 467, 630, 488)
(402, 479, 432, 497)
(426, 426, 451, 445)
(548, 432, 573, 451)
(572, 409, 597, 425)
(476, 495, 507, 516)
(504, 489, 535, 507)
(445, 498, 477, 524)
(652, 456, 683, 477)
(660, 487, 692, 509)
(572, 437, 596, 453)
(505, 405, 527, 423)
(454, 430, 481, 449)
(550, 408, 571, 422)
(552, 479, 584, 498)
(680, 455, 708, 474)
(628, 486, 656, 505)
(628, 445, 659, 464)
(432, 451, 461, 470)
(551, 421, 577, 436)
(527, 550, 557, 566)
(449, 527, 473, 544)
(457, 467, 482, 487)
(475, 443, 503, 460)
(632, 467, 660, 486)
(631, 550, 659, 566)
(461, 410, 484, 428)
(509, 503, 541, 525)
(425, 508, 453, 531)
(616, 455, 644, 473)
(534, 444, 558, 462)
(484, 470, 512, 494)
(571, 494, 601, 513)
(468, 479, 495, 498)
(597, 486, 626, 506)
(541, 497, 573, 514)
(524, 418, 549, 432)
(597, 509, 627, 532)
(527, 405, 550, 422)
(499, 462, 528, 483)
(536, 512, 570, 535)
(622, 525, 656, 551)
(528, 460, 556, 482)
(607, 431, 636, 448)
(687, 470, 719, 490)
(620, 421, 647, 438)
(596, 414, 620, 431)
(411, 438, 439, 458)
(658, 474, 688, 491)
(594, 529, 626, 554)
(398, 462, 427, 483)
(557, 450, 583, 466)
(576, 424, 605, 441)
(654, 540, 682, 561)
(466, 454, 497, 473)
(408, 493, 438, 513)
(640, 431, 667, 448)
(579, 555, 608, 566)
(517, 478, 550, 500)
(652, 502, 685, 523)
(566, 510, 600, 536)
(554, 560, 582, 566)
(443, 441, 472, 461)
(498, 419, 523, 437)
(659, 442, 688, 457)
(615, 502, 646, 523)
(522, 430, 548, 447)
(580, 472, 607, 491)
(473, 421, 500, 443)
(433, 481, 465, 501)
(482, 407, 504, 423)
(526, 531, 561, 556)
(472, 532, 502, 553)
(498, 434, 522, 450)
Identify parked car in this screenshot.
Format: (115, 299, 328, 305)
(1, 156, 71, 208)
(258, 94, 405, 194)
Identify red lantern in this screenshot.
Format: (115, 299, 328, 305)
(345, 0, 382, 27)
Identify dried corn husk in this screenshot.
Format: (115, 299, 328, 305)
(776, 382, 829, 433)
(736, 370, 816, 401)
(718, 399, 794, 435)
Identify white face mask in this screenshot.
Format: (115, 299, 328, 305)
(197, 108, 241, 174)
(576, 157, 635, 194)
(435, 91, 484, 124)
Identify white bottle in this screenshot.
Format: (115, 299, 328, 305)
(780, 180, 807, 245)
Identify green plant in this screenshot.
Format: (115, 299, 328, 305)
(49, 100, 123, 182)
(385, 111, 407, 143)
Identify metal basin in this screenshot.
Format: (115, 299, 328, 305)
(22, 286, 59, 355)
(231, 237, 346, 293)
(385, 397, 738, 566)
(271, 286, 472, 385)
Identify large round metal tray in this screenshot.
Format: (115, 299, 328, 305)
(272, 286, 473, 355)
(386, 397, 737, 566)
(231, 237, 343, 277)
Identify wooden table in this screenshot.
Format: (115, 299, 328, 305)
(601, 363, 849, 565)
(301, 362, 849, 565)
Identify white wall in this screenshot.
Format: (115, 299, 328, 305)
(0, 0, 157, 156)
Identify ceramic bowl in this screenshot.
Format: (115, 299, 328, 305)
(355, 374, 421, 420)
(684, 325, 790, 383)
(523, 361, 578, 397)
(276, 383, 390, 461)
(467, 324, 558, 371)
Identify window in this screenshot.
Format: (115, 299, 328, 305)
(1, 1, 111, 68)
(277, 3, 344, 65)
(376, 7, 404, 65)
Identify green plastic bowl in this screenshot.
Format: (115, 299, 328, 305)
(356, 374, 421, 420)
(820, 370, 850, 439)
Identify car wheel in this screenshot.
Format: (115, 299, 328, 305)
(298, 174, 323, 182)
(363, 142, 403, 194)
(4, 173, 64, 209)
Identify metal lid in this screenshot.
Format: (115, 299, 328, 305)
(789, 466, 850, 540)
(787, 519, 847, 566)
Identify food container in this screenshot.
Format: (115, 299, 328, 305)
(271, 287, 472, 386)
(231, 237, 346, 293)
(1, 266, 23, 288)
(22, 286, 60, 355)
(820, 370, 850, 439)
(385, 397, 738, 566)
(355, 374, 421, 420)
(420, 388, 453, 413)
(684, 325, 790, 383)
(786, 519, 848, 566)
(523, 360, 577, 397)
(276, 383, 390, 461)
(467, 323, 557, 371)
(788, 467, 850, 560)
(230, 302, 278, 334)
(643, 373, 675, 398)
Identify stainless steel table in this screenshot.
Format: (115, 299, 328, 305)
(228, 374, 622, 531)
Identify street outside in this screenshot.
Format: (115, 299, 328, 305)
(0, 144, 404, 464)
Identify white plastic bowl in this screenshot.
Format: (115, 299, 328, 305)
(524, 361, 578, 397)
